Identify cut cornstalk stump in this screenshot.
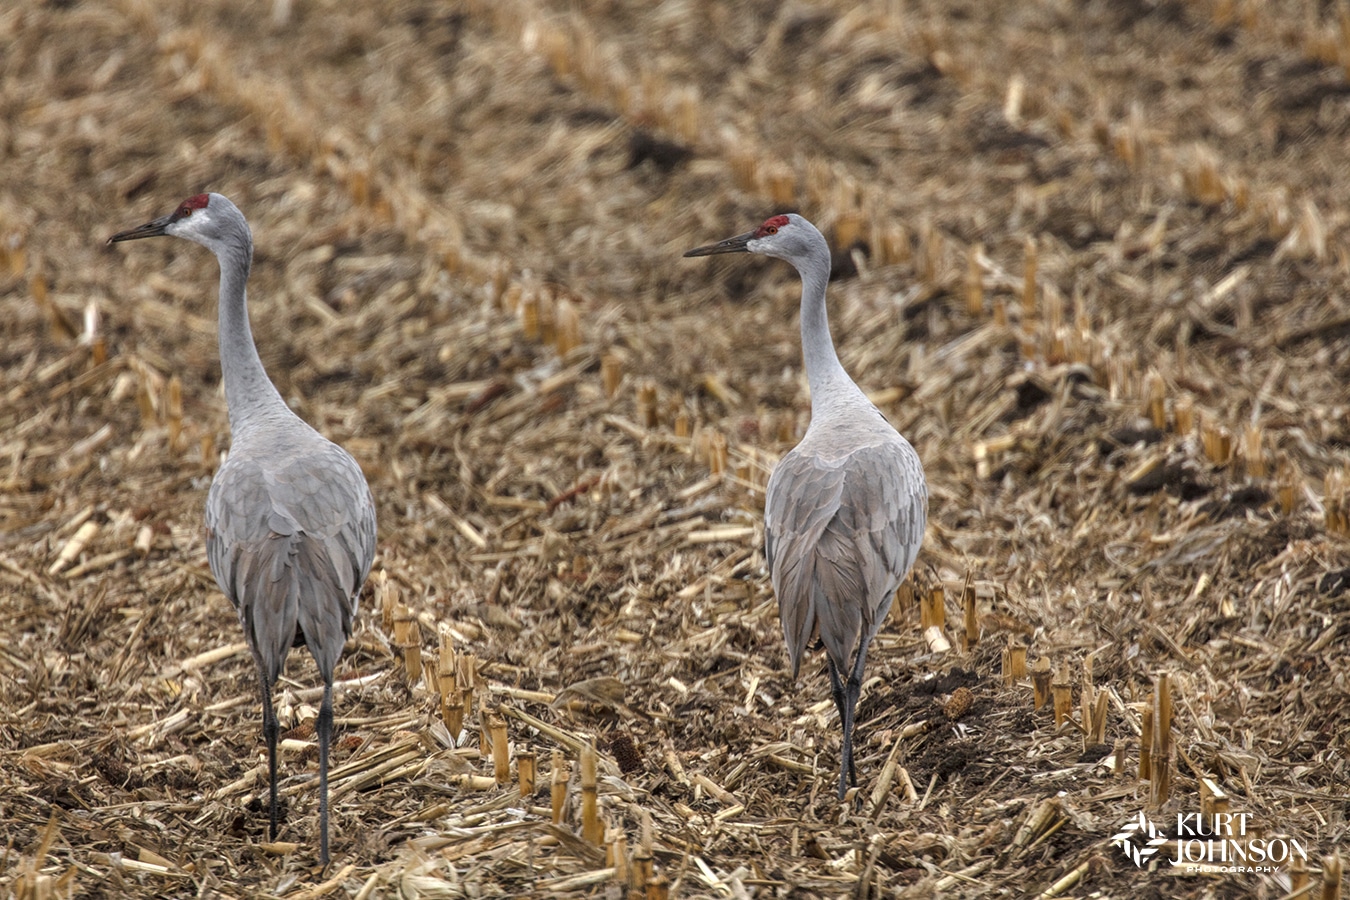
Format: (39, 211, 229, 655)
(1088, 691, 1109, 746)
(392, 604, 420, 686)
(550, 748, 568, 824)
(1149, 673, 1173, 807)
(517, 750, 536, 798)
(920, 584, 945, 630)
(1031, 657, 1052, 710)
(1080, 668, 1095, 748)
(1139, 698, 1155, 782)
(605, 827, 629, 883)
(1146, 370, 1166, 431)
(378, 570, 396, 635)
(1201, 417, 1233, 466)
(580, 741, 602, 845)
(1244, 424, 1266, 479)
(457, 652, 477, 734)
(600, 352, 623, 398)
(961, 572, 978, 648)
(1277, 457, 1302, 515)
(632, 846, 654, 892)
(1051, 664, 1073, 728)
(520, 290, 540, 341)
(437, 629, 460, 739)
(166, 374, 184, 452)
(1288, 854, 1310, 892)
(1324, 470, 1348, 535)
(555, 295, 580, 358)
(488, 711, 509, 784)
(636, 381, 658, 428)
(1175, 394, 1194, 435)
(1322, 853, 1342, 900)
(891, 581, 915, 625)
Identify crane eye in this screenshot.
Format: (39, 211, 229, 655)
(180, 206, 193, 217)
(766, 225, 778, 234)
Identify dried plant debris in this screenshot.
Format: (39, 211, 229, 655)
(2, 1, 1349, 897)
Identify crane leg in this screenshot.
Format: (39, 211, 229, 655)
(844, 640, 872, 792)
(318, 679, 333, 867)
(826, 658, 851, 801)
(259, 672, 280, 841)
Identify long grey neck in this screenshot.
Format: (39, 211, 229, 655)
(794, 243, 867, 415)
(215, 236, 291, 436)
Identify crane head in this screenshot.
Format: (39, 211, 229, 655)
(107, 193, 252, 261)
(683, 213, 820, 263)
(107, 194, 212, 244)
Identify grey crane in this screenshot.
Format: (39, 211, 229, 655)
(685, 214, 927, 801)
(110, 194, 376, 864)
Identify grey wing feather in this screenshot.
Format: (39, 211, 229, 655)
(206, 436, 376, 685)
(766, 451, 846, 676)
(765, 437, 926, 678)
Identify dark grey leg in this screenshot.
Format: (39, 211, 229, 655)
(260, 673, 280, 841)
(827, 657, 850, 801)
(318, 679, 333, 867)
(844, 640, 873, 796)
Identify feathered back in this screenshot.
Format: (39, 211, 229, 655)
(766, 434, 926, 677)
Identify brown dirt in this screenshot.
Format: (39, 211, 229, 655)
(3, 0, 1349, 897)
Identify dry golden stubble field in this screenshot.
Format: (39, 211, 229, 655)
(2, 0, 1349, 897)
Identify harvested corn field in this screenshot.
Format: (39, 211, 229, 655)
(2, 0, 1349, 897)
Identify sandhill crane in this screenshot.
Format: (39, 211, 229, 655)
(685, 213, 927, 801)
(110, 193, 376, 864)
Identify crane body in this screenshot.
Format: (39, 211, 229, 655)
(686, 214, 927, 801)
(110, 193, 375, 864)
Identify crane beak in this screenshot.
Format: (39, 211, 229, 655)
(683, 231, 754, 257)
(107, 214, 173, 245)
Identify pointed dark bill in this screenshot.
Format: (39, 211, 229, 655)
(107, 214, 173, 245)
(683, 230, 755, 257)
